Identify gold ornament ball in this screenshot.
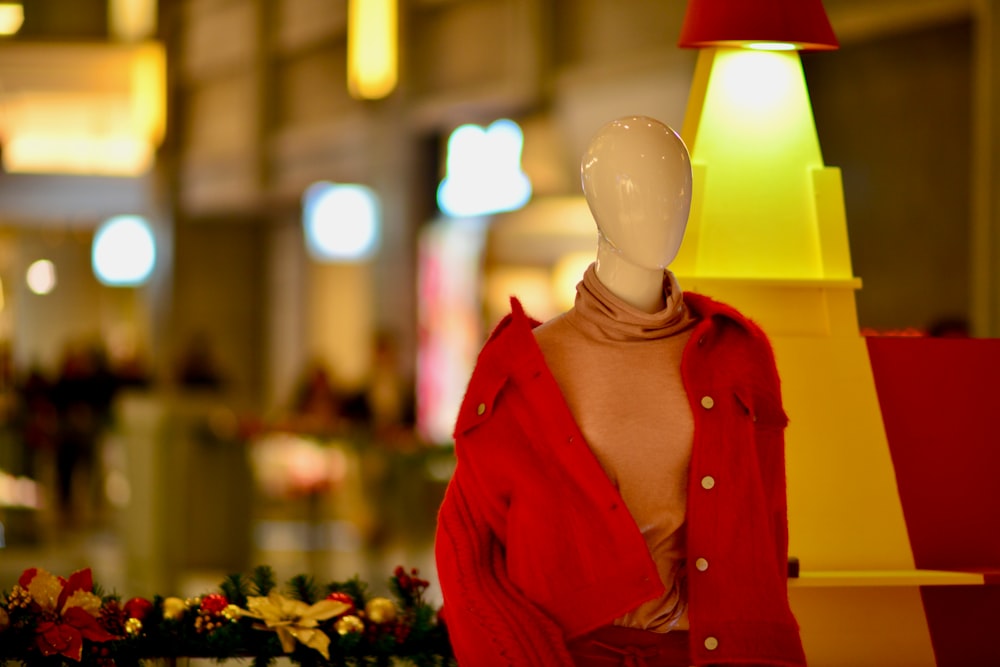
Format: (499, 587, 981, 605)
(0, 607, 9, 631)
(163, 597, 187, 621)
(223, 604, 242, 621)
(125, 617, 143, 636)
(335, 614, 365, 635)
(365, 597, 397, 624)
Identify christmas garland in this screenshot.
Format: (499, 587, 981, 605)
(0, 565, 455, 666)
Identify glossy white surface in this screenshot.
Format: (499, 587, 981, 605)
(581, 115, 692, 312)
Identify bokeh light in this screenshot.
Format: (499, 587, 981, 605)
(92, 215, 157, 286)
(303, 182, 381, 262)
(26, 259, 57, 295)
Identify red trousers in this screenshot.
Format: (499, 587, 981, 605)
(568, 626, 691, 667)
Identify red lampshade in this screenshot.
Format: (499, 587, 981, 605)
(678, 0, 839, 51)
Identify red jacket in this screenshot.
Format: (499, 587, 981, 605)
(435, 294, 806, 666)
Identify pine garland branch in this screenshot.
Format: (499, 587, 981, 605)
(220, 573, 250, 607)
(286, 575, 319, 604)
(0, 566, 457, 667)
(251, 565, 277, 596)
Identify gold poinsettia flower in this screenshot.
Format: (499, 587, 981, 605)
(26, 570, 104, 619)
(25, 569, 64, 612)
(64, 589, 103, 615)
(240, 593, 349, 659)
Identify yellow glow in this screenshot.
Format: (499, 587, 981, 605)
(0, 43, 165, 175)
(746, 42, 797, 51)
(109, 0, 157, 41)
(551, 252, 593, 312)
(4, 133, 153, 175)
(674, 48, 830, 279)
(131, 42, 167, 145)
(0, 3, 23, 36)
(486, 267, 554, 325)
(347, 0, 397, 100)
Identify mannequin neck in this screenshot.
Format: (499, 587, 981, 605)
(594, 236, 668, 314)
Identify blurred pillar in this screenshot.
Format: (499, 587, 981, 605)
(307, 261, 375, 392)
(972, 0, 1000, 337)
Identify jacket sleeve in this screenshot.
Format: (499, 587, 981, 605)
(435, 456, 575, 666)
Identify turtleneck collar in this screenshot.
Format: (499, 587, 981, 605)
(566, 263, 692, 342)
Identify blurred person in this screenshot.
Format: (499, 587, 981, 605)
(365, 330, 417, 446)
(176, 332, 226, 390)
(12, 365, 58, 481)
(50, 341, 117, 530)
(288, 361, 345, 437)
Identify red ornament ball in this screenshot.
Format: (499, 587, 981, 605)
(200, 593, 229, 615)
(124, 597, 154, 621)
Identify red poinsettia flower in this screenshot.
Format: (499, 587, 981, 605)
(18, 568, 119, 661)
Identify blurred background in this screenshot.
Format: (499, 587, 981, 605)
(0, 0, 990, 605)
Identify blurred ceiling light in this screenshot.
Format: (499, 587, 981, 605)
(26, 259, 57, 295)
(0, 43, 166, 175)
(347, 0, 397, 99)
(92, 215, 157, 286)
(131, 42, 167, 146)
(679, 0, 838, 51)
(0, 470, 40, 509)
(0, 3, 23, 36)
(109, 0, 157, 42)
(438, 119, 532, 218)
(303, 182, 381, 262)
(5, 133, 153, 175)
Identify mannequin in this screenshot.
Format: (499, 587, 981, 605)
(436, 116, 804, 667)
(582, 115, 692, 314)
(535, 117, 696, 647)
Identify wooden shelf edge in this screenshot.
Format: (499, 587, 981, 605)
(789, 569, 987, 588)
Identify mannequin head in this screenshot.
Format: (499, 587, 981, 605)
(581, 116, 692, 271)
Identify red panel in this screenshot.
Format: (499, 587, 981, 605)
(868, 337, 1000, 666)
(920, 587, 1000, 667)
(867, 337, 1000, 570)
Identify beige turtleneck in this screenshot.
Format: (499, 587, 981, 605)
(533, 263, 695, 633)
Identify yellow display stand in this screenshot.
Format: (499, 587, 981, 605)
(674, 47, 982, 666)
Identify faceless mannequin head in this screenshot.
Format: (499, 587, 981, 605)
(581, 116, 692, 271)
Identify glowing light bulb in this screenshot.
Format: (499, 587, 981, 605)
(746, 42, 797, 51)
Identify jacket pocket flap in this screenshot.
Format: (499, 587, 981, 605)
(733, 386, 788, 429)
(453, 374, 508, 438)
